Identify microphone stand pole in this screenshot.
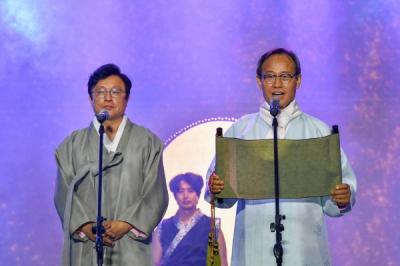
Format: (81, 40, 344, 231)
(270, 113, 285, 266)
(93, 122, 106, 266)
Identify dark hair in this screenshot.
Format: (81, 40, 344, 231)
(256, 48, 301, 78)
(87, 63, 132, 99)
(169, 172, 204, 197)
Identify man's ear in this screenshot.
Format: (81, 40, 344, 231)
(256, 76, 263, 89)
(89, 96, 94, 107)
(295, 75, 302, 89)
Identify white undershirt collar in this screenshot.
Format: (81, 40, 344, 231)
(259, 100, 302, 139)
(92, 115, 128, 153)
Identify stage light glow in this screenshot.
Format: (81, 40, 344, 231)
(1, 0, 46, 44)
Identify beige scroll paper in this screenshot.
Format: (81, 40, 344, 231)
(215, 132, 342, 199)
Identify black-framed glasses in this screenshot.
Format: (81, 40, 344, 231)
(261, 72, 296, 84)
(92, 87, 125, 98)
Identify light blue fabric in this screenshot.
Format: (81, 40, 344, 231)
(206, 101, 357, 266)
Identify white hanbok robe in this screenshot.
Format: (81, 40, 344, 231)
(206, 100, 357, 266)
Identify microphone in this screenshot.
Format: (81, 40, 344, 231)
(269, 94, 280, 117)
(96, 109, 109, 123)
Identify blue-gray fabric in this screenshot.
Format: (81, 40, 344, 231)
(54, 119, 169, 266)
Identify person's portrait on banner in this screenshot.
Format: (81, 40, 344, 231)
(153, 172, 228, 266)
(54, 64, 169, 266)
(207, 48, 357, 266)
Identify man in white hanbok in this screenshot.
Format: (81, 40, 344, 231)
(207, 48, 357, 266)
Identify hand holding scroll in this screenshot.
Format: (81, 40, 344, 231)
(331, 184, 351, 208)
(208, 172, 225, 194)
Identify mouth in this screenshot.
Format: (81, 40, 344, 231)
(272, 92, 284, 96)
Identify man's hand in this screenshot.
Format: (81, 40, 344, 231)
(331, 184, 351, 208)
(103, 220, 133, 241)
(208, 172, 225, 194)
(79, 222, 114, 247)
(80, 222, 96, 241)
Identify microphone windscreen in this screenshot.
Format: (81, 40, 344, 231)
(96, 109, 109, 123)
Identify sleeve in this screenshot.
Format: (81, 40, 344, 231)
(118, 135, 169, 239)
(322, 148, 357, 217)
(54, 137, 95, 240)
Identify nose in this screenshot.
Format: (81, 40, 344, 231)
(273, 76, 283, 87)
(104, 90, 112, 100)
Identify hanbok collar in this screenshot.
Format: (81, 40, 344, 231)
(92, 115, 127, 152)
(259, 99, 302, 132)
(174, 209, 203, 229)
(163, 209, 203, 260)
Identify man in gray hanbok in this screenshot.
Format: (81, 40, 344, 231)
(207, 48, 357, 266)
(54, 64, 168, 266)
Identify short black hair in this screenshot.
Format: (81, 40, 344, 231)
(169, 172, 204, 197)
(256, 48, 301, 78)
(87, 63, 132, 99)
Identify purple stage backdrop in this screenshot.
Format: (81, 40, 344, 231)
(0, 1, 399, 265)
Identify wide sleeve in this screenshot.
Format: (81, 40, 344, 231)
(118, 136, 169, 239)
(54, 136, 95, 240)
(322, 148, 357, 217)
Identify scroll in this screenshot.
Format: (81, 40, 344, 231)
(215, 130, 342, 199)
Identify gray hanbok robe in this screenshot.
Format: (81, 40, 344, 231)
(54, 119, 169, 266)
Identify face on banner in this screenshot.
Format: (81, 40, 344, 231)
(174, 180, 199, 211)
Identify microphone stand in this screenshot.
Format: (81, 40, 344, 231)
(93, 122, 106, 266)
(269, 109, 285, 266)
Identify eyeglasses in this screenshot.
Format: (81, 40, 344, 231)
(92, 87, 125, 98)
(261, 72, 296, 84)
